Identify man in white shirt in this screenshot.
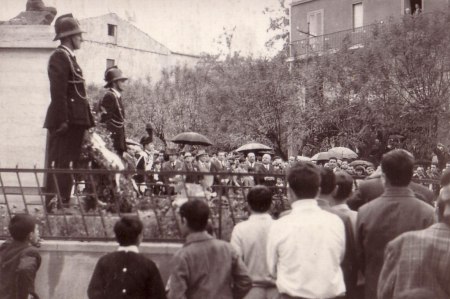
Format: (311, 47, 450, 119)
(231, 185, 277, 299)
(267, 162, 346, 299)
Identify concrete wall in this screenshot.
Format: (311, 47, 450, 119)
(31, 240, 181, 299)
(0, 26, 56, 172)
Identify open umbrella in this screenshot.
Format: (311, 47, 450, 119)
(235, 143, 272, 153)
(349, 160, 374, 168)
(171, 132, 213, 146)
(311, 152, 330, 161)
(125, 138, 141, 147)
(328, 147, 358, 160)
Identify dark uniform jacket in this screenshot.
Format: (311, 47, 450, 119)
(44, 46, 94, 129)
(87, 250, 166, 299)
(0, 240, 42, 299)
(99, 89, 127, 155)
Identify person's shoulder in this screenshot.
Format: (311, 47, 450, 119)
(49, 48, 69, 62)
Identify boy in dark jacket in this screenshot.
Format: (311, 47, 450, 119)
(87, 216, 166, 299)
(0, 214, 41, 299)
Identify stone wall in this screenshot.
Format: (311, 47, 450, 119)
(1, 240, 181, 299)
(0, 26, 56, 173)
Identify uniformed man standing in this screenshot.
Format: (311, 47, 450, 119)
(44, 14, 94, 212)
(98, 66, 128, 157)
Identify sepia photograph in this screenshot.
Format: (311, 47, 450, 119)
(1, 0, 450, 298)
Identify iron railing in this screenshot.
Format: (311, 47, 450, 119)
(0, 167, 288, 242)
(0, 167, 440, 243)
(290, 24, 374, 59)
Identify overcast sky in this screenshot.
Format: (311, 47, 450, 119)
(1, 0, 287, 57)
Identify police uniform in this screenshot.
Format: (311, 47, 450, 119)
(43, 14, 94, 209)
(99, 87, 127, 156)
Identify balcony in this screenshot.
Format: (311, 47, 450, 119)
(289, 24, 374, 60)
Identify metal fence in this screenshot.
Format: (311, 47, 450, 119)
(0, 167, 440, 243)
(290, 25, 374, 58)
(0, 167, 288, 242)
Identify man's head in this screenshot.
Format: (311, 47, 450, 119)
(247, 185, 272, 213)
(184, 152, 193, 163)
(381, 149, 414, 187)
(328, 157, 337, 169)
(247, 152, 256, 163)
(54, 14, 85, 50)
(431, 164, 438, 172)
(262, 154, 271, 165)
(114, 216, 143, 246)
(286, 162, 321, 201)
(320, 167, 336, 196)
(179, 200, 210, 236)
(217, 152, 226, 161)
(288, 156, 295, 164)
(334, 171, 354, 202)
(104, 66, 128, 90)
(8, 214, 39, 245)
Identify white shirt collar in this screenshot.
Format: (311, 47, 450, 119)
(249, 213, 272, 220)
(333, 203, 350, 210)
(111, 88, 121, 98)
(291, 199, 319, 211)
(60, 45, 75, 57)
(117, 245, 139, 253)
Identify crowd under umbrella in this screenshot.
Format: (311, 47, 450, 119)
(327, 147, 358, 160)
(170, 132, 213, 146)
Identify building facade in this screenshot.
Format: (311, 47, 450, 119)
(290, 0, 450, 59)
(78, 13, 200, 85)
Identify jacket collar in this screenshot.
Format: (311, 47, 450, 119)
(117, 245, 139, 253)
(184, 231, 212, 246)
(60, 45, 75, 57)
(110, 88, 121, 98)
(383, 186, 415, 198)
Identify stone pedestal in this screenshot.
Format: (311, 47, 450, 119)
(0, 25, 56, 186)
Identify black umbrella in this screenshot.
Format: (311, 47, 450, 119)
(171, 132, 213, 146)
(235, 143, 273, 152)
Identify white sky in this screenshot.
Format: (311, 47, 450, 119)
(1, 0, 287, 57)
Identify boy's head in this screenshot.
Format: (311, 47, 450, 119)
(334, 171, 354, 202)
(247, 185, 272, 213)
(286, 162, 321, 200)
(179, 200, 210, 235)
(114, 216, 143, 246)
(320, 167, 336, 196)
(9, 214, 38, 243)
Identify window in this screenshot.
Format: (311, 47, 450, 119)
(107, 24, 117, 37)
(353, 3, 363, 29)
(106, 59, 115, 69)
(403, 0, 423, 15)
(307, 10, 323, 37)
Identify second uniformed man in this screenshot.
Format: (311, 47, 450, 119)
(99, 66, 128, 157)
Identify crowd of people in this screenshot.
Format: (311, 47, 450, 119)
(3, 149, 450, 299)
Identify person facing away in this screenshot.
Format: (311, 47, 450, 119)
(43, 13, 95, 212)
(377, 170, 450, 299)
(333, 171, 358, 234)
(230, 185, 277, 299)
(267, 162, 347, 299)
(0, 214, 41, 299)
(167, 200, 252, 299)
(87, 216, 166, 299)
(317, 167, 358, 299)
(356, 149, 436, 299)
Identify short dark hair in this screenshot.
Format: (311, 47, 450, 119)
(286, 162, 321, 199)
(320, 168, 336, 195)
(179, 200, 210, 232)
(334, 171, 354, 202)
(247, 185, 272, 212)
(381, 149, 414, 187)
(114, 216, 143, 246)
(441, 170, 450, 186)
(9, 214, 36, 242)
